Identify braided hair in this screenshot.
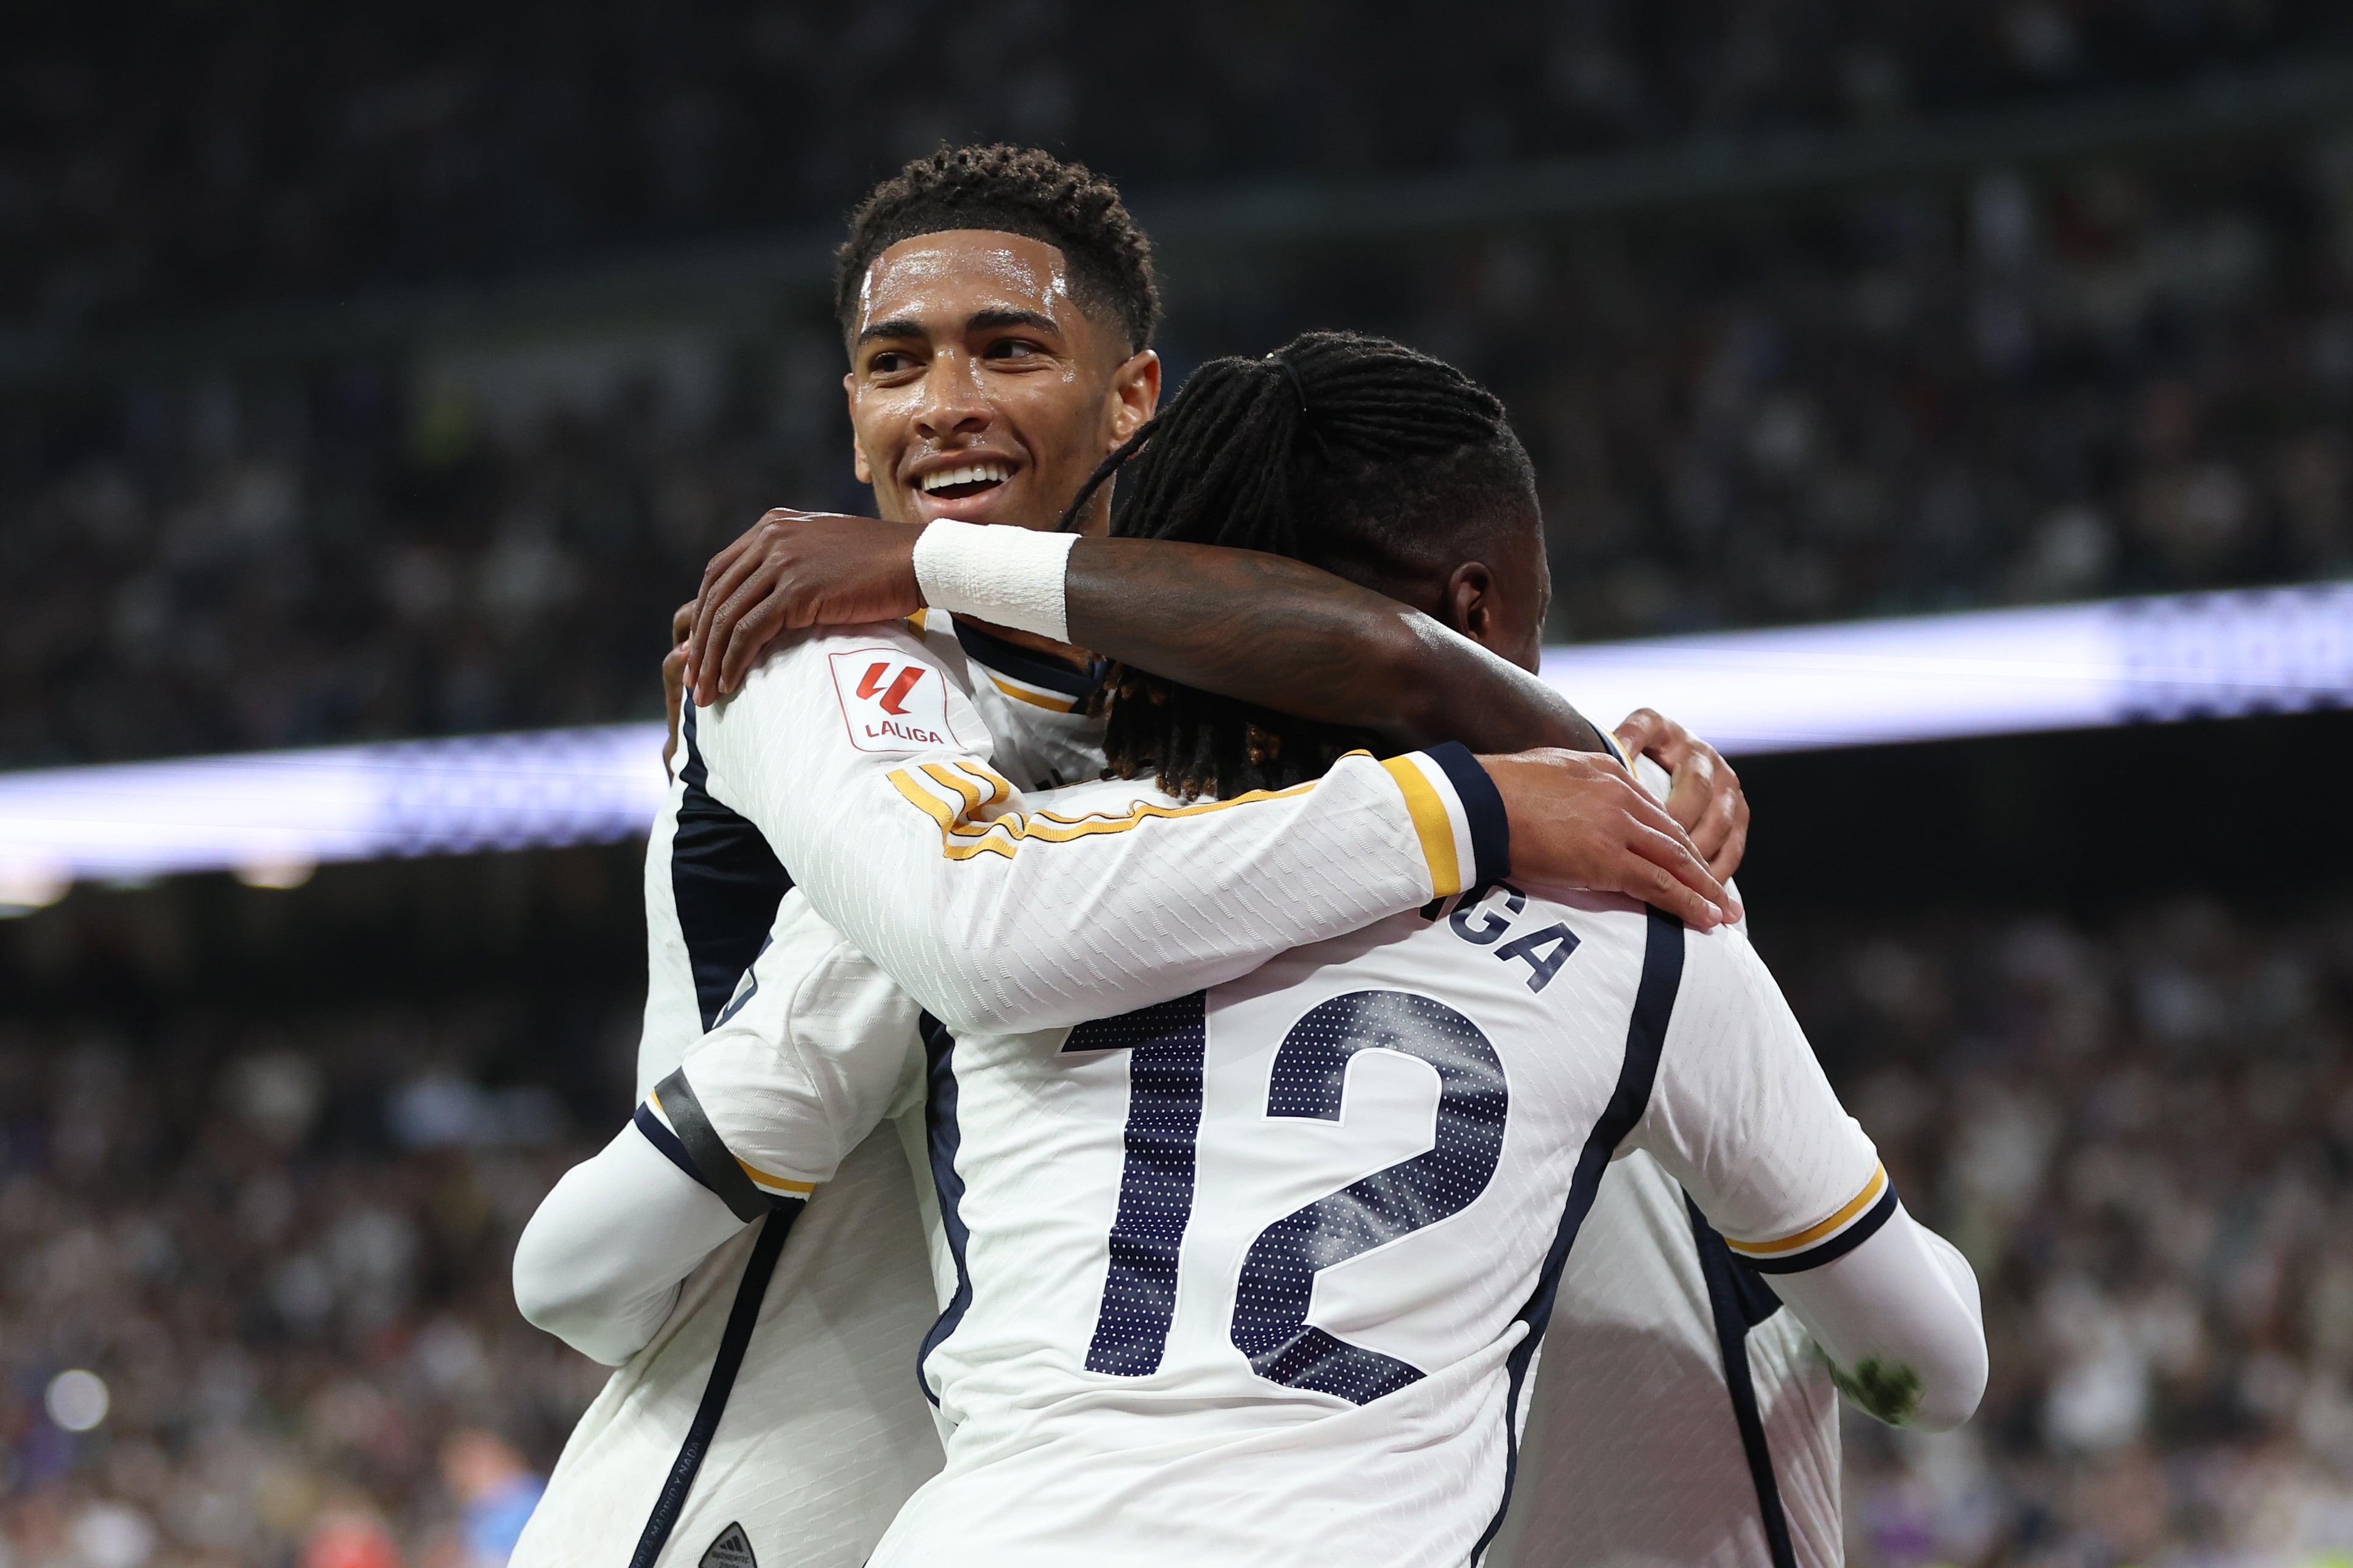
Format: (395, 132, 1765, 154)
(1060, 330, 1537, 801)
(834, 144, 1159, 353)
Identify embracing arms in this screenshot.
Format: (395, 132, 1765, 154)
(687, 617, 1732, 1036)
(677, 512, 1748, 877)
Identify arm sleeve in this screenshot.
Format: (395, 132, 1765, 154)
(693, 622, 1509, 1034)
(513, 913, 928, 1366)
(1769, 1206, 1989, 1430)
(656, 913, 930, 1209)
(512, 1122, 748, 1366)
(1631, 926, 1986, 1429)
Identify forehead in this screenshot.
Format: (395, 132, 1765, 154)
(853, 230, 1078, 332)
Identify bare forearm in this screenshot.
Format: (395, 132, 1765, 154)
(1064, 539, 1607, 754)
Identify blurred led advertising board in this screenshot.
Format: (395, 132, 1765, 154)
(1, 583, 2346, 906)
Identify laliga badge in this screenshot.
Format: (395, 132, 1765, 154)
(830, 650, 961, 753)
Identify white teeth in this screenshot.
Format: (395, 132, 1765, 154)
(921, 463, 1009, 493)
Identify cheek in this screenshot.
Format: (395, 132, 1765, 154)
(1000, 377, 1099, 466)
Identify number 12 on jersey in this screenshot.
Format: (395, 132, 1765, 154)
(1062, 988, 1511, 1407)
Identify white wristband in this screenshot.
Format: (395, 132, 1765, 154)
(910, 519, 1078, 643)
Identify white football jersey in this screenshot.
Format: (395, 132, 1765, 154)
(1489, 1150, 1843, 1568)
(865, 868, 1892, 1568)
(518, 614, 1105, 1568)
(520, 605, 1487, 1568)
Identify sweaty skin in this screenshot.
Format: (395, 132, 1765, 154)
(845, 230, 1157, 544)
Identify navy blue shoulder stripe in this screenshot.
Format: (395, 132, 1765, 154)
(672, 701, 793, 1032)
(915, 1012, 976, 1407)
(1423, 742, 1511, 888)
(951, 617, 1096, 700)
(1471, 905, 1684, 1566)
(1688, 1196, 1799, 1568)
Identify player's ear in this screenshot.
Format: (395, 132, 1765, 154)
(1109, 349, 1160, 444)
(846, 374, 873, 484)
(1448, 561, 1501, 650)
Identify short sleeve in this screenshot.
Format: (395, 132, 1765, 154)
(1629, 925, 1891, 1274)
(647, 899, 927, 1212)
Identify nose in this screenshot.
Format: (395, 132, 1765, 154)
(910, 351, 993, 443)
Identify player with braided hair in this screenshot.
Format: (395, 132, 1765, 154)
(513, 147, 1763, 1568)
(1060, 331, 1544, 800)
(668, 330, 1984, 1566)
(676, 327, 1965, 1567)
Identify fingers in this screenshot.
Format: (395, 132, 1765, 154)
(671, 599, 697, 648)
(1632, 856, 1730, 932)
(1612, 707, 1670, 762)
(661, 645, 688, 779)
(690, 513, 800, 689)
(690, 548, 772, 706)
(1660, 747, 1720, 840)
(1668, 742, 1746, 879)
(718, 586, 789, 694)
(695, 524, 761, 603)
(1623, 817, 1740, 927)
(1709, 795, 1751, 882)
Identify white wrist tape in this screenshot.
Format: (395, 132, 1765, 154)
(910, 519, 1078, 643)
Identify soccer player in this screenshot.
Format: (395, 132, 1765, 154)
(678, 344, 1899, 1568)
(511, 150, 1744, 1568)
(521, 332, 1984, 1566)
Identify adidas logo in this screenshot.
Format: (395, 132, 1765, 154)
(699, 1522, 757, 1568)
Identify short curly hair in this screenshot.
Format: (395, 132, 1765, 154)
(834, 145, 1160, 355)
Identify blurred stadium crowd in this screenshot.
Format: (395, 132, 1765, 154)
(3, 128, 2349, 768)
(1, 898, 2349, 1565)
(0, 985, 626, 1568)
(4, 1, 2348, 320)
(5, 5, 2353, 1566)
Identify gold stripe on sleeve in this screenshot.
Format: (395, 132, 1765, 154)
(989, 675, 1078, 713)
(951, 759, 1013, 804)
(1378, 756, 1464, 898)
(1724, 1164, 1889, 1257)
(887, 765, 1319, 861)
(739, 1161, 817, 1196)
(887, 770, 1018, 860)
(920, 763, 986, 815)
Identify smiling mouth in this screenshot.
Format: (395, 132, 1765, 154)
(918, 462, 1012, 501)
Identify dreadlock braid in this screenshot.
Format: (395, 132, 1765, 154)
(1077, 330, 1537, 801)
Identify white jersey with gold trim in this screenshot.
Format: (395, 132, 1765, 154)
(517, 614, 1104, 1568)
(517, 610, 1494, 1568)
(865, 866, 1889, 1568)
(1488, 1150, 1843, 1568)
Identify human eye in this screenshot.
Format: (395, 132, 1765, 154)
(982, 338, 1043, 361)
(864, 348, 919, 378)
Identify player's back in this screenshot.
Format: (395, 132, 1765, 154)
(1491, 1150, 1842, 1568)
(874, 876, 1693, 1568)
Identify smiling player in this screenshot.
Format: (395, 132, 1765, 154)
(522, 332, 1984, 1567)
(510, 148, 1748, 1568)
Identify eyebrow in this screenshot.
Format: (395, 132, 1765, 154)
(966, 308, 1059, 336)
(855, 317, 925, 348)
(854, 308, 1062, 349)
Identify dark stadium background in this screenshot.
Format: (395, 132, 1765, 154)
(5, 5, 2353, 1563)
